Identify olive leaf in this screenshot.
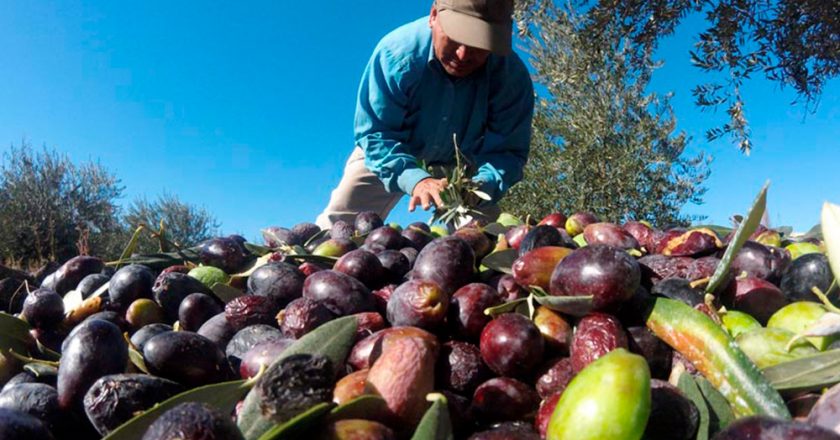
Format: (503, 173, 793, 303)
(677, 373, 711, 440)
(261, 228, 291, 248)
(484, 298, 528, 318)
(532, 294, 594, 317)
(103, 378, 252, 440)
(23, 363, 57, 378)
(303, 229, 330, 249)
(106, 249, 201, 271)
(273, 315, 358, 374)
(211, 282, 246, 303)
(326, 395, 390, 424)
(796, 312, 840, 338)
(482, 223, 508, 237)
(0, 312, 35, 357)
(256, 402, 334, 440)
(429, 135, 488, 228)
(237, 316, 358, 440)
(124, 333, 149, 374)
(822, 202, 840, 286)
(114, 225, 145, 270)
(6, 350, 59, 368)
(696, 376, 734, 434)
(411, 393, 454, 440)
(481, 249, 517, 274)
(706, 181, 769, 295)
(762, 349, 840, 393)
(244, 242, 274, 256)
(283, 254, 338, 266)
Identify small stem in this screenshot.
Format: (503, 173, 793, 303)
(785, 335, 806, 353)
(812, 286, 840, 314)
(691, 277, 711, 289)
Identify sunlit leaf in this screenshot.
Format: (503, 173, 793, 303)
(481, 249, 517, 274)
(532, 294, 594, 317)
(678, 373, 710, 440)
(411, 393, 453, 440)
(104, 378, 251, 440)
(762, 349, 840, 393)
(706, 181, 769, 294)
(822, 202, 840, 286)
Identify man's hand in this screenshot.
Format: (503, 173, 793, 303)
(409, 177, 448, 212)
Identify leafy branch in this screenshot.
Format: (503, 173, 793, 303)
(427, 134, 492, 228)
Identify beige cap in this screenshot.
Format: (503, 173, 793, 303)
(435, 0, 514, 55)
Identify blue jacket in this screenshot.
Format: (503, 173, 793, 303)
(355, 16, 534, 202)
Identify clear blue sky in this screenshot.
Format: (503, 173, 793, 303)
(1, 1, 837, 242)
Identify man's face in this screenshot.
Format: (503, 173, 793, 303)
(429, 7, 490, 78)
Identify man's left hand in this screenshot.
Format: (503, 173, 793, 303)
(409, 177, 448, 212)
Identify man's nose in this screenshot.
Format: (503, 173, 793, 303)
(455, 45, 469, 61)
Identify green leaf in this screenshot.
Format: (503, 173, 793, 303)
(231, 253, 273, 280)
(303, 229, 330, 248)
(411, 393, 453, 440)
(284, 254, 338, 266)
(532, 294, 594, 317)
(647, 297, 789, 419)
(237, 316, 359, 440)
(677, 373, 710, 440)
(696, 376, 734, 434)
(211, 283, 245, 303)
(484, 298, 528, 318)
(238, 389, 274, 440)
(127, 344, 149, 374)
(256, 402, 334, 440)
(326, 395, 390, 424)
(244, 242, 274, 256)
(482, 223, 508, 237)
(529, 286, 549, 297)
(103, 378, 251, 440)
(275, 315, 358, 374)
(706, 181, 769, 295)
(822, 202, 840, 288)
(7, 350, 59, 368)
(0, 312, 34, 357)
(472, 190, 491, 201)
(115, 225, 145, 270)
(106, 249, 202, 271)
(23, 362, 57, 379)
(762, 349, 840, 393)
(481, 249, 517, 274)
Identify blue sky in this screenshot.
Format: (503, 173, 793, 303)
(1, 1, 837, 242)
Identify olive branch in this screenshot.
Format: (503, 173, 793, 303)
(424, 134, 492, 227)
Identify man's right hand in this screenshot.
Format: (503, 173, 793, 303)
(409, 177, 448, 212)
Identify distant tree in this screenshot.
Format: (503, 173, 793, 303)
(502, 1, 710, 226)
(124, 193, 220, 253)
(524, 0, 840, 154)
(0, 142, 124, 266)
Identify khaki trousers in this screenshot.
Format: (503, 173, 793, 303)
(315, 147, 500, 229)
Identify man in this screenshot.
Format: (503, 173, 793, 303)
(315, 0, 534, 229)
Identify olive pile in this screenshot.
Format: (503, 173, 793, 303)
(0, 209, 838, 440)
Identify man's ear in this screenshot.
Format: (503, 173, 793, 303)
(429, 5, 437, 28)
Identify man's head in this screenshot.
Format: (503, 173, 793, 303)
(429, 0, 514, 78)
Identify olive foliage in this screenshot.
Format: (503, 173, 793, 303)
(0, 141, 220, 265)
(502, 1, 711, 226)
(548, 0, 839, 153)
(124, 193, 220, 253)
(0, 143, 123, 265)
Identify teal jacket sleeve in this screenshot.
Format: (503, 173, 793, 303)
(354, 46, 431, 196)
(472, 58, 535, 203)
